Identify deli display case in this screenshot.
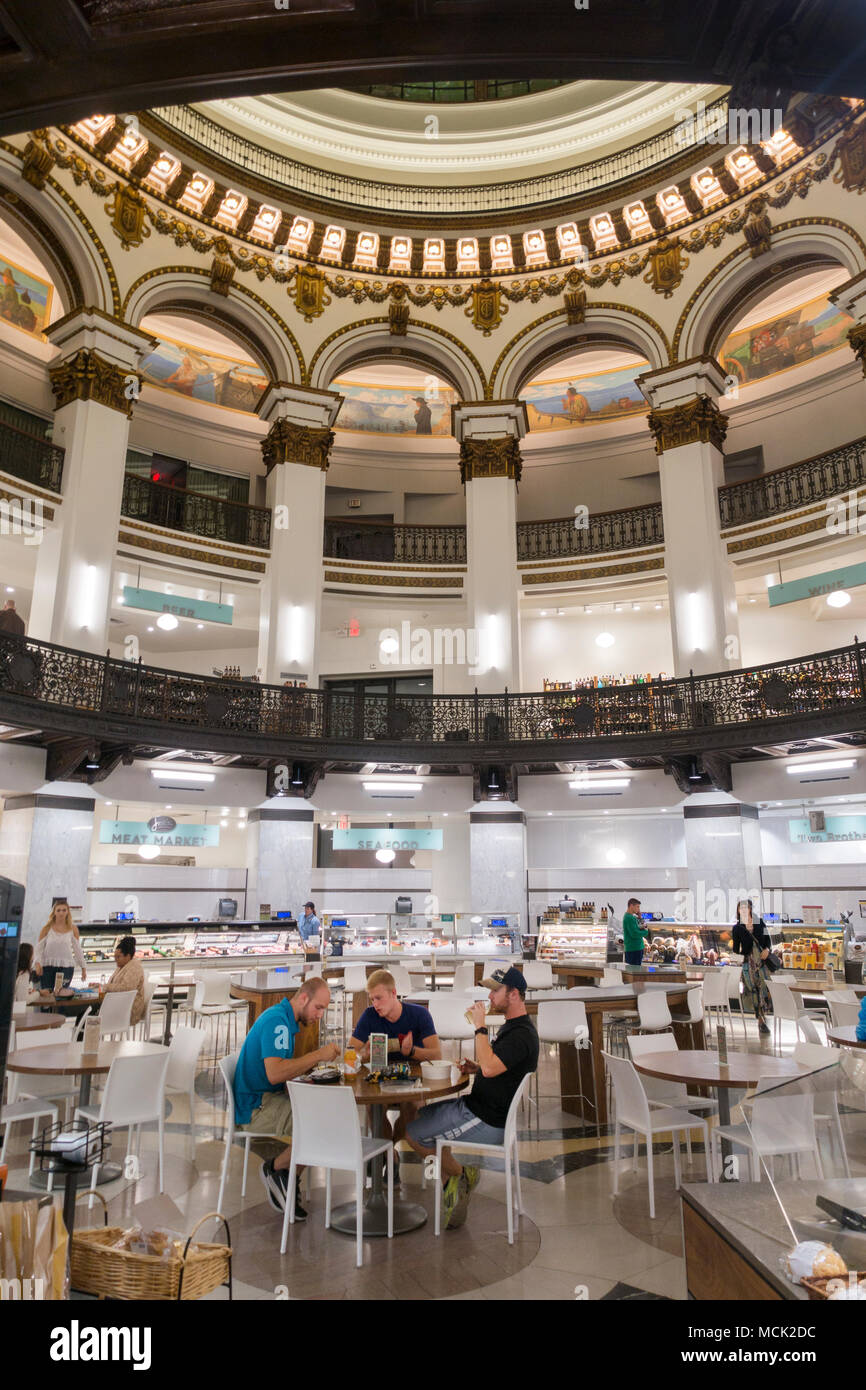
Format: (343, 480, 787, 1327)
(536, 902, 609, 965)
(322, 914, 390, 958)
(77, 921, 306, 978)
(454, 913, 521, 958)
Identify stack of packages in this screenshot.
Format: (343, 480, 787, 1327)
(0, 1197, 69, 1299)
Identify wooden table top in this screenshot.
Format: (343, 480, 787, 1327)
(632, 1049, 807, 1088)
(230, 979, 302, 1002)
(25, 993, 95, 1010)
(6, 1040, 166, 1076)
(12, 1012, 67, 1031)
(786, 981, 866, 996)
(298, 1064, 469, 1107)
(826, 1026, 866, 1049)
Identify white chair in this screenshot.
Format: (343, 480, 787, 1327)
(191, 973, 244, 1065)
(702, 968, 739, 1045)
(626, 1032, 718, 1162)
(388, 963, 412, 997)
(797, 1016, 824, 1045)
(603, 1052, 710, 1219)
(723, 966, 748, 1039)
(450, 962, 475, 993)
(710, 1078, 824, 1183)
(283, 1080, 393, 1267)
(825, 988, 858, 1005)
(12, 1021, 77, 1119)
(433, 1072, 532, 1244)
(1, 1024, 62, 1177)
(636, 990, 673, 1033)
(768, 980, 828, 1053)
(522, 961, 556, 993)
(76, 1050, 170, 1199)
(601, 967, 624, 988)
(134, 978, 166, 1041)
(216, 1052, 288, 1212)
(428, 995, 476, 1060)
(165, 1026, 207, 1146)
(828, 999, 861, 1030)
(98, 990, 136, 1039)
(793, 1042, 851, 1177)
(530, 1001, 594, 1130)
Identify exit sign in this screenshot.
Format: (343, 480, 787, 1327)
(348, 620, 360, 637)
(338, 815, 350, 830)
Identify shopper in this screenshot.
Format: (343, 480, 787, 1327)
(297, 901, 321, 945)
(15, 941, 33, 1002)
(622, 897, 651, 967)
(406, 965, 538, 1230)
(102, 935, 146, 1025)
(233, 976, 338, 1220)
(31, 900, 86, 989)
(731, 899, 773, 1036)
(0, 598, 25, 636)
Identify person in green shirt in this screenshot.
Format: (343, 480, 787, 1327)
(622, 897, 651, 966)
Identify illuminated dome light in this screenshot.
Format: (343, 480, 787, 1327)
(606, 847, 626, 865)
(827, 590, 852, 608)
(156, 613, 179, 631)
(456, 238, 480, 274)
(379, 635, 399, 654)
(138, 844, 160, 860)
(595, 632, 615, 649)
(375, 848, 396, 864)
(285, 214, 315, 254)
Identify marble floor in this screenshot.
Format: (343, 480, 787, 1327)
(4, 1011, 864, 1301)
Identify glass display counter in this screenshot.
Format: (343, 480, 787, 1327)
(77, 921, 305, 978)
(536, 902, 608, 964)
(319, 913, 520, 961)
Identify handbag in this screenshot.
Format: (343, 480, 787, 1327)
(765, 951, 782, 973)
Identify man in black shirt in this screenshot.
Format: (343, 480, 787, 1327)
(406, 966, 538, 1229)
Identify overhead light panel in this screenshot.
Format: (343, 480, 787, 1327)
(569, 777, 631, 789)
(150, 769, 215, 783)
(363, 781, 422, 793)
(786, 760, 855, 775)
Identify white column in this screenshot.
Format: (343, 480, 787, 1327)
(256, 384, 343, 687)
(452, 401, 526, 693)
(246, 805, 316, 919)
(469, 810, 527, 935)
(637, 358, 740, 676)
(682, 801, 763, 924)
(0, 788, 95, 942)
(36, 310, 156, 653)
(830, 270, 866, 377)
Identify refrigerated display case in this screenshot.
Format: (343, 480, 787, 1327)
(536, 903, 608, 965)
(323, 914, 390, 958)
(77, 922, 305, 977)
(388, 915, 456, 956)
(454, 913, 521, 958)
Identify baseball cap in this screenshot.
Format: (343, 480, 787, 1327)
(479, 966, 526, 993)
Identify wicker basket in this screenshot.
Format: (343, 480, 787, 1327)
(801, 1271, 866, 1300)
(70, 1203, 232, 1301)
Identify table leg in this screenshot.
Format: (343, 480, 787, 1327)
(588, 1012, 608, 1127)
(329, 1104, 428, 1236)
(162, 983, 176, 1047)
(717, 1088, 735, 1182)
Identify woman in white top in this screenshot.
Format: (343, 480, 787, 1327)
(15, 941, 34, 1002)
(32, 900, 87, 989)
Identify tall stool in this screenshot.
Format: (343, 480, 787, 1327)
(529, 1001, 597, 1133)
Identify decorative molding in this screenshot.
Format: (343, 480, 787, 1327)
(848, 323, 866, 377)
(646, 396, 728, 454)
(262, 418, 334, 473)
(518, 544, 665, 570)
(521, 556, 664, 583)
(726, 514, 830, 554)
(325, 559, 465, 573)
(0, 468, 62, 505)
(563, 285, 586, 325)
(833, 118, 866, 194)
(49, 348, 138, 416)
(294, 264, 331, 321)
(105, 181, 151, 250)
(20, 133, 56, 190)
(324, 570, 462, 588)
(0, 487, 55, 521)
(118, 527, 266, 571)
(209, 250, 235, 297)
(743, 208, 773, 258)
(459, 436, 522, 484)
(465, 279, 507, 335)
(721, 501, 827, 537)
(119, 516, 269, 558)
(305, 314, 487, 397)
(642, 236, 687, 298)
(389, 298, 410, 335)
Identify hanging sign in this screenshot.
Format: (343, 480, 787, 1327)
(100, 820, 221, 847)
(789, 816, 866, 844)
(332, 828, 443, 851)
(122, 586, 234, 625)
(768, 562, 866, 607)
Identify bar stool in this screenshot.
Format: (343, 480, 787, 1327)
(529, 1001, 596, 1132)
(191, 973, 244, 1073)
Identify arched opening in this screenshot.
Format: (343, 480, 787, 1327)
(712, 264, 854, 389)
(517, 345, 651, 434)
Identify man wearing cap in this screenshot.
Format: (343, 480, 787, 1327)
(622, 897, 651, 967)
(297, 901, 321, 945)
(406, 965, 538, 1229)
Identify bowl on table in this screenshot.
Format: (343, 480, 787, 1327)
(420, 1060, 453, 1083)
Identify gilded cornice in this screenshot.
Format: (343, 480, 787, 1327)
(487, 302, 672, 397)
(0, 487, 54, 521)
(522, 556, 665, 584)
(459, 436, 522, 484)
(324, 571, 462, 588)
(118, 528, 266, 572)
(848, 323, 866, 376)
(726, 515, 828, 554)
(646, 396, 728, 454)
(517, 544, 665, 570)
(119, 517, 269, 558)
(325, 559, 465, 573)
(305, 315, 488, 397)
(49, 348, 139, 417)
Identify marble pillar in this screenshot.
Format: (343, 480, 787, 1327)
(0, 790, 95, 942)
(682, 801, 764, 925)
(469, 810, 527, 932)
(246, 805, 316, 920)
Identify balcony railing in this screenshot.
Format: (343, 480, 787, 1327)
(323, 518, 466, 565)
(517, 502, 664, 561)
(718, 436, 866, 529)
(121, 473, 271, 549)
(0, 419, 65, 494)
(0, 631, 862, 754)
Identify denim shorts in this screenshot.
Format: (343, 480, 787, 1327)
(407, 1098, 504, 1149)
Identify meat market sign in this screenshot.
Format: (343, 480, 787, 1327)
(99, 819, 221, 848)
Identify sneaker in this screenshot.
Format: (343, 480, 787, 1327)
(448, 1165, 479, 1230)
(758, 1020, 771, 1036)
(441, 1175, 460, 1228)
(383, 1155, 401, 1188)
(259, 1160, 288, 1213)
(293, 1176, 308, 1223)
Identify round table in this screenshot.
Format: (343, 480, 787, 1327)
(632, 1049, 808, 1180)
(827, 1026, 866, 1049)
(5, 1040, 167, 1188)
(322, 1065, 469, 1236)
(11, 1011, 67, 1032)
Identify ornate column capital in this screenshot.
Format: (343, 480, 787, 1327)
(257, 382, 343, 474)
(262, 417, 335, 474)
(46, 308, 157, 417)
(830, 272, 866, 377)
(848, 324, 866, 378)
(637, 356, 729, 455)
(452, 400, 527, 484)
(459, 436, 522, 484)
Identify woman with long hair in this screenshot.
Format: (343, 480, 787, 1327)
(15, 940, 33, 1001)
(731, 898, 772, 1036)
(31, 900, 86, 990)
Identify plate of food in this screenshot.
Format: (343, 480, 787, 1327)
(306, 1065, 342, 1084)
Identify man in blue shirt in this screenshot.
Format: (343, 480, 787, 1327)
(297, 901, 321, 944)
(233, 975, 338, 1219)
(348, 968, 441, 1179)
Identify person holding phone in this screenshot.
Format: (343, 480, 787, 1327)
(731, 898, 772, 1036)
(622, 897, 651, 967)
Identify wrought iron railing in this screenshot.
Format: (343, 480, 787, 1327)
(151, 97, 730, 215)
(718, 436, 866, 529)
(121, 473, 271, 549)
(0, 631, 862, 750)
(517, 502, 664, 561)
(323, 518, 466, 565)
(0, 419, 65, 494)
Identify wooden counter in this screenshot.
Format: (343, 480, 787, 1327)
(229, 980, 319, 1056)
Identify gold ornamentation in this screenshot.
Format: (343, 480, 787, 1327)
(120, 517, 269, 557)
(646, 397, 728, 454)
(262, 418, 334, 474)
(848, 323, 866, 376)
(518, 544, 664, 570)
(726, 516, 828, 554)
(487, 303, 672, 399)
(743, 209, 773, 257)
(21, 134, 55, 190)
(294, 265, 331, 321)
(563, 286, 586, 325)
(324, 571, 462, 589)
(0, 487, 54, 520)
(49, 349, 138, 417)
(389, 299, 410, 335)
(459, 437, 522, 484)
(327, 559, 465, 572)
(465, 279, 507, 336)
(105, 182, 151, 250)
(833, 119, 866, 193)
(305, 314, 487, 398)
(522, 557, 664, 584)
(210, 248, 235, 297)
(119, 527, 266, 571)
(642, 237, 687, 297)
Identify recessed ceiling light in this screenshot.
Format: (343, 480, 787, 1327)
(147, 626, 154, 632)
(165, 805, 172, 810)
(633, 604, 640, 612)
(149, 769, 215, 783)
(138, 844, 160, 860)
(540, 610, 548, 617)
(363, 781, 422, 792)
(5, 587, 13, 593)
(595, 632, 615, 649)
(786, 759, 855, 774)
(156, 613, 178, 631)
(220, 819, 228, 827)
(827, 591, 851, 608)
(606, 847, 625, 864)
(585, 606, 592, 614)
(547, 811, 553, 816)
(375, 848, 396, 864)
(655, 603, 662, 610)
(569, 777, 630, 789)
(443, 812, 448, 817)
(748, 597, 756, 604)
(197, 623, 204, 629)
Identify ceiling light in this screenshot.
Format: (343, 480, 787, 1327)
(220, 819, 228, 828)
(655, 602, 662, 610)
(606, 847, 626, 864)
(221, 807, 230, 814)
(470, 915, 482, 925)
(568, 777, 631, 789)
(156, 613, 178, 631)
(595, 633, 615, 648)
(585, 606, 592, 614)
(138, 844, 160, 860)
(547, 811, 553, 816)
(375, 848, 396, 864)
(540, 610, 548, 617)
(147, 626, 154, 632)
(363, 781, 422, 793)
(379, 636, 399, 655)
(442, 813, 448, 817)
(5, 587, 13, 593)
(786, 759, 855, 775)
(165, 805, 172, 810)
(197, 623, 204, 629)
(150, 769, 215, 783)
(748, 597, 756, 604)
(826, 591, 851, 608)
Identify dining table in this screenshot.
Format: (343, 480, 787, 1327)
(826, 1025, 866, 1050)
(5, 1039, 167, 1188)
(632, 1048, 810, 1179)
(321, 1064, 469, 1236)
(11, 1011, 67, 1032)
